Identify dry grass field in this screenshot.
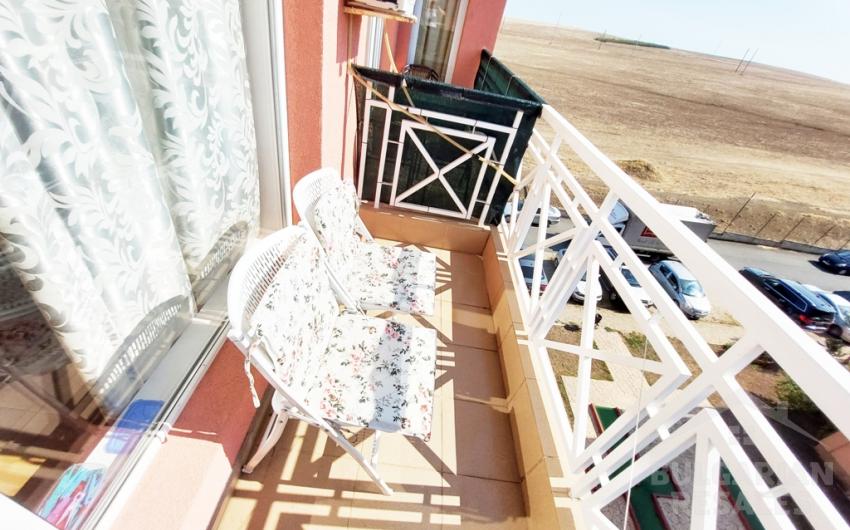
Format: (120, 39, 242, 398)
(495, 21, 850, 248)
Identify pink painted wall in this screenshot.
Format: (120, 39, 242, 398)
(322, 0, 365, 182)
(451, 0, 507, 87)
(282, 0, 368, 211)
(113, 342, 268, 530)
(381, 20, 412, 71)
(282, 2, 323, 214)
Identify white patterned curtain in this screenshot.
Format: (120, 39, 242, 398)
(0, 0, 259, 412)
(109, 0, 259, 302)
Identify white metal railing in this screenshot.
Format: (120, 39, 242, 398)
(357, 82, 523, 225)
(501, 105, 850, 529)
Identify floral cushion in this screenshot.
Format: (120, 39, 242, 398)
(308, 314, 437, 440)
(250, 232, 338, 397)
(246, 229, 437, 442)
(312, 179, 361, 284)
(350, 245, 436, 315)
(312, 179, 436, 315)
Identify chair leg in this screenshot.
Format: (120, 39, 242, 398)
(370, 430, 382, 467)
(326, 427, 393, 495)
(243, 411, 288, 474)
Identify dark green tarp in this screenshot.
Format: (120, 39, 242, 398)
(474, 49, 545, 104)
(354, 53, 542, 224)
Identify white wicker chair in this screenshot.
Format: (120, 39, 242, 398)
(227, 226, 437, 495)
(293, 168, 437, 315)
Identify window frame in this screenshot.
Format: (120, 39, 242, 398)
(406, 0, 469, 82)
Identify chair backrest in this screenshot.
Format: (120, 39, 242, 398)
(227, 226, 338, 396)
(293, 168, 362, 283)
(227, 227, 302, 344)
(292, 167, 348, 234)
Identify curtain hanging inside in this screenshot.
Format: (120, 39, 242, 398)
(109, 0, 260, 303)
(0, 0, 259, 413)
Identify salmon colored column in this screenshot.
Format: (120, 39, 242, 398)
(282, 2, 324, 204)
(451, 0, 507, 87)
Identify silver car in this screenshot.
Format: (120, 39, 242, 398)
(648, 260, 711, 319)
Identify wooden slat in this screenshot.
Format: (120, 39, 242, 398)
(343, 3, 416, 23)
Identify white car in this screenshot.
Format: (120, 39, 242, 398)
(503, 200, 561, 226)
(555, 249, 602, 302)
(648, 260, 711, 319)
(572, 271, 603, 302)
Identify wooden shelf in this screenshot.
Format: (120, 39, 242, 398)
(344, 2, 417, 23)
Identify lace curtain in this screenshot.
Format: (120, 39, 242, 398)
(0, 0, 259, 412)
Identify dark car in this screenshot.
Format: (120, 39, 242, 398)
(519, 257, 548, 293)
(739, 267, 835, 330)
(819, 250, 850, 275)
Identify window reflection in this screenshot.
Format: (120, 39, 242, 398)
(0, 247, 104, 512)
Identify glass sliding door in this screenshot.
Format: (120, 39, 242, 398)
(409, 0, 466, 80)
(0, 0, 260, 527)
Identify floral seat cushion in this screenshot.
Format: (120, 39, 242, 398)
(349, 244, 436, 315)
(308, 314, 437, 440)
(312, 179, 436, 315)
(248, 229, 437, 442)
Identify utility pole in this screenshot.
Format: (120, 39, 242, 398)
(735, 48, 751, 73)
(598, 30, 606, 50)
(740, 48, 759, 75)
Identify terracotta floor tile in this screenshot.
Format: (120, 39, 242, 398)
(448, 400, 519, 483)
(321, 413, 445, 473)
(353, 461, 448, 497)
(219, 237, 536, 529)
(441, 475, 528, 530)
(437, 269, 490, 309)
(439, 345, 505, 403)
(259, 496, 353, 530)
(446, 251, 485, 275)
(343, 464, 446, 529)
(442, 301, 498, 351)
(222, 454, 358, 530)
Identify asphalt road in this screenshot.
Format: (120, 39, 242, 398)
(707, 239, 850, 295)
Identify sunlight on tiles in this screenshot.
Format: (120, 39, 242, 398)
(217, 242, 529, 530)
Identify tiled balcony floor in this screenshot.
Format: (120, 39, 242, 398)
(217, 243, 528, 530)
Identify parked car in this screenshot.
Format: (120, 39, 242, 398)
(739, 268, 835, 330)
(818, 250, 850, 275)
(503, 200, 561, 226)
(648, 260, 711, 319)
(805, 285, 850, 343)
(600, 247, 652, 306)
(518, 256, 548, 293)
(572, 271, 603, 302)
(553, 248, 602, 302)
